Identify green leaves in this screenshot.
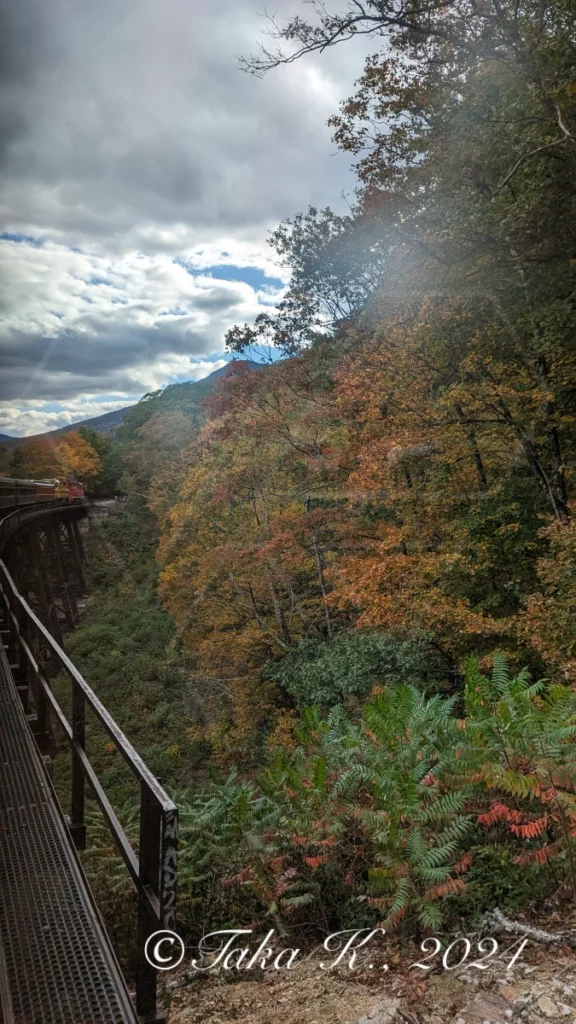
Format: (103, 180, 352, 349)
(265, 631, 451, 708)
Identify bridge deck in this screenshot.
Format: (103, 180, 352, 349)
(0, 640, 138, 1024)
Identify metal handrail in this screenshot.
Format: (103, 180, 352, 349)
(0, 501, 178, 1021)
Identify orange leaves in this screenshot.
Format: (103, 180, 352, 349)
(330, 542, 499, 657)
(514, 843, 561, 868)
(477, 803, 522, 826)
(16, 431, 100, 481)
(304, 854, 329, 870)
(425, 878, 467, 900)
(509, 817, 548, 839)
(478, 803, 548, 840)
(386, 907, 407, 929)
(453, 853, 473, 875)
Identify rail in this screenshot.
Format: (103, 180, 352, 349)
(0, 501, 178, 1021)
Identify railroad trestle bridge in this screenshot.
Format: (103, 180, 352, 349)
(0, 499, 178, 1024)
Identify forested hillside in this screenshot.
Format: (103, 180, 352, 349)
(74, 0, 576, 947)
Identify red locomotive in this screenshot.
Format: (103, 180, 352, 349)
(0, 477, 85, 510)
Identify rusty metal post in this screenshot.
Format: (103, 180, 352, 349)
(136, 786, 163, 1022)
(160, 809, 178, 931)
(70, 681, 86, 849)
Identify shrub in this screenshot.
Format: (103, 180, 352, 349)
(263, 631, 451, 708)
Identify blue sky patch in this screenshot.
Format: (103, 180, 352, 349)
(203, 264, 284, 290)
(173, 256, 284, 292)
(0, 232, 44, 248)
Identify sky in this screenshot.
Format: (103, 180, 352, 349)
(0, 0, 371, 437)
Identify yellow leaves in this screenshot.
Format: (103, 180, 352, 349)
(16, 430, 100, 481)
(57, 430, 101, 479)
(267, 709, 299, 755)
(330, 543, 499, 656)
(516, 514, 576, 685)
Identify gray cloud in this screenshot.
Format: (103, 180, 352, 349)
(0, 0, 368, 241)
(0, 318, 227, 401)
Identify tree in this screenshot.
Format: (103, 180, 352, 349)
(226, 207, 391, 356)
(238, 0, 453, 78)
(0, 445, 11, 476)
(56, 431, 101, 480)
(518, 517, 576, 685)
(235, 0, 576, 403)
(78, 426, 121, 498)
(17, 438, 61, 478)
(121, 411, 197, 522)
(9, 447, 25, 477)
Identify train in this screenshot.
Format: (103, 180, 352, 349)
(0, 477, 85, 510)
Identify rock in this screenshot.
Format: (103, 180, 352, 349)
(451, 991, 513, 1023)
(497, 982, 530, 1004)
(537, 995, 559, 1017)
(551, 980, 576, 999)
(353, 999, 399, 1024)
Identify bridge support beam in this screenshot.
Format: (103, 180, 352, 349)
(48, 522, 76, 630)
(67, 518, 87, 593)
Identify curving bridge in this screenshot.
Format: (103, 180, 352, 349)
(0, 500, 178, 1024)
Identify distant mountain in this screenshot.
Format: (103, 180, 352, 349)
(2, 360, 261, 449)
(0, 405, 133, 450)
(114, 359, 261, 443)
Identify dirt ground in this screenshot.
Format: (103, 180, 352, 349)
(163, 912, 576, 1024)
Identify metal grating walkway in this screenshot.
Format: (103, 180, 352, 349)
(0, 642, 138, 1024)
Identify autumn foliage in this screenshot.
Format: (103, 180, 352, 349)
(82, 0, 576, 936)
(14, 430, 101, 483)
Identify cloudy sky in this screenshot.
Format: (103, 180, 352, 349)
(0, 0, 370, 437)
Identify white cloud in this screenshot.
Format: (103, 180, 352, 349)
(0, 235, 282, 409)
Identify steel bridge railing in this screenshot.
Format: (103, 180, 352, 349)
(0, 501, 178, 1021)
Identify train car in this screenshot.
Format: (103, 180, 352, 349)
(0, 477, 57, 510)
(66, 481, 85, 499)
